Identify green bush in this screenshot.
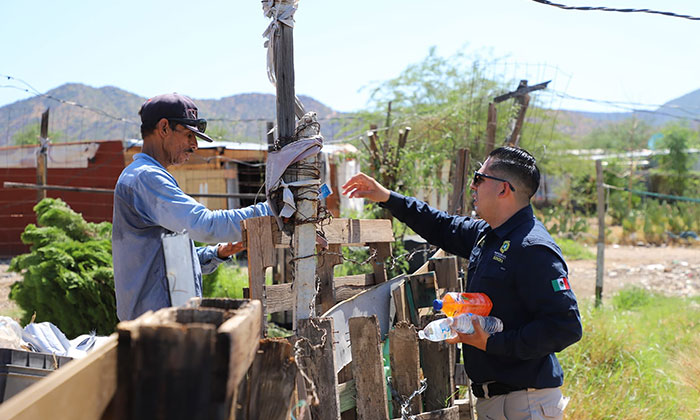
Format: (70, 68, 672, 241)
(9, 198, 117, 337)
(202, 260, 249, 299)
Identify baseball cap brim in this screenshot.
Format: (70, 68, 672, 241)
(183, 125, 213, 142)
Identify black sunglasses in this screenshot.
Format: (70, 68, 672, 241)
(473, 171, 515, 192)
(168, 118, 207, 133)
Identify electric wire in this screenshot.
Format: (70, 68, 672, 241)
(530, 0, 700, 21)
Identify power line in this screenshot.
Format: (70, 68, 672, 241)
(530, 0, 700, 21)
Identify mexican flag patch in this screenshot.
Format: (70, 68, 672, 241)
(551, 277, 571, 292)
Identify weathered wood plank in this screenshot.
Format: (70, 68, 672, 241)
(236, 338, 298, 420)
(388, 322, 421, 416)
(216, 300, 262, 418)
(369, 242, 392, 284)
(349, 316, 389, 420)
(318, 244, 343, 313)
(429, 257, 460, 292)
(316, 218, 394, 246)
(392, 280, 411, 324)
(297, 318, 340, 420)
(419, 315, 456, 412)
(0, 334, 117, 420)
(338, 379, 357, 413)
(243, 217, 275, 335)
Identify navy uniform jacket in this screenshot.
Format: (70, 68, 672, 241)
(380, 192, 582, 389)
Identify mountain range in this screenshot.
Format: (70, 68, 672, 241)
(1, 83, 699, 147)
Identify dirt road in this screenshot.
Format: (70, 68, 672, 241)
(1, 245, 699, 319)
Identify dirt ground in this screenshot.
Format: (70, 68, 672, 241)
(1, 245, 699, 319)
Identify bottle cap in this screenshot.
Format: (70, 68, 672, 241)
(418, 330, 426, 339)
(433, 299, 443, 311)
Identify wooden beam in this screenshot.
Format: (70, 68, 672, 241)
(429, 257, 460, 293)
(369, 241, 392, 284)
(349, 316, 389, 420)
(595, 159, 605, 307)
(236, 338, 298, 420)
(297, 318, 340, 420)
(419, 315, 456, 412)
(243, 217, 275, 335)
(0, 334, 117, 420)
(318, 244, 343, 313)
(338, 379, 357, 413)
(322, 219, 394, 246)
(448, 148, 469, 215)
(388, 322, 422, 416)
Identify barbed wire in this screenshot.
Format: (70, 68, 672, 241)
(530, 0, 700, 21)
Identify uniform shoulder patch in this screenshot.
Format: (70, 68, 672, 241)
(551, 276, 571, 292)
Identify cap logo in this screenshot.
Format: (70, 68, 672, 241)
(185, 108, 198, 119)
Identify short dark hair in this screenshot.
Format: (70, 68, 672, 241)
(139, 116, 178, 139)
(486, 146, 540, 199)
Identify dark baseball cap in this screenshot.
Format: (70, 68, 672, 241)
(139, 93, 213, 142)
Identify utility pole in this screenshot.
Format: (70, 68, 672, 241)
(494, 80, 550, 147)
(271, 0, 320, 331)
(36, 108, 50, 202)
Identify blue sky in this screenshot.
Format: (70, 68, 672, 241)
(1, 0, 699, 114)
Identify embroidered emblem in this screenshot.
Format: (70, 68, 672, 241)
(500, 240, 511, 253)
(551, 277, 571, 292)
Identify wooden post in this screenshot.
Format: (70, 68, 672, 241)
(448, 149, 470, 215)
(37, 108, 49, 202)
(419, 314, 456, 412)
(428, 257, 460, 293)
(349, 316, 389, 420)
(296, 318, 341, 420)
(318, 244, 342, 313)
(267, 121, 275, 152)
(270, 1, 320, 330)
(236, 338, 298, 420)
(243, 217, 275, 335)
(368, 241, 392, 284)
(595, 160, 605, 308)
(388, 322, 422, 416)
(485, 102, 496, 155)
(508, 84, 530, 147)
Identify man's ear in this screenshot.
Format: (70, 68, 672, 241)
(156, 118, 169, 136)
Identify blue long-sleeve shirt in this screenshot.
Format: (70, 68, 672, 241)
(380, 192, 582, 389)
(112, 153, 270, 321)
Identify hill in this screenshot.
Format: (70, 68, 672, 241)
(0, 83, 345, 147)
(555, 88, 700, 139)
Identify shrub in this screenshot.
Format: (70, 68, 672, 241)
(9, 198, 117, 337)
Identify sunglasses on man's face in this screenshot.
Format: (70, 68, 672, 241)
(473, 171, 515, 192)
(168, 118, 207, 133)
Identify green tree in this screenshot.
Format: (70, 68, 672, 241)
(13, 123, 65, 145)
(655, 124, 700, 196)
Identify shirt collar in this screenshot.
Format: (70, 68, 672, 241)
(133, 153, 166, 170)
(491, 204, 534, 239)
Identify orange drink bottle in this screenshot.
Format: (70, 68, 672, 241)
(433, 292, 493, 316)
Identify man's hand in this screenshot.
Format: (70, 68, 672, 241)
(341, 172, 391, 203)
(444, 318, 490, 351)
(217, 241, 245, 259)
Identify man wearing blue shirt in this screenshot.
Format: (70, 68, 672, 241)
(112, 93, 270, 321)
(342, 146, 582, 420)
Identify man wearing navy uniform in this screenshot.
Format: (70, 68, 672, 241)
(342, 146, 582, 420)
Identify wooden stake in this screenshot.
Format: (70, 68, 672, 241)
(595, 159, 605, 307)
(448, 149, 470, 215)
(296, 318, 341, 420)
(349, 316, 389, 420)
(485, 102, 497, 155)
(37, 108, 49, 202)
(419, 315, 455, 412)
(388, 322, 421, 416)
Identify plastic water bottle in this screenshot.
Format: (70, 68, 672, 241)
(433, 292, 493, 317)
(418, 314, 503, 342)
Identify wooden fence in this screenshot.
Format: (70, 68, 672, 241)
(0, 216, 475, 420)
